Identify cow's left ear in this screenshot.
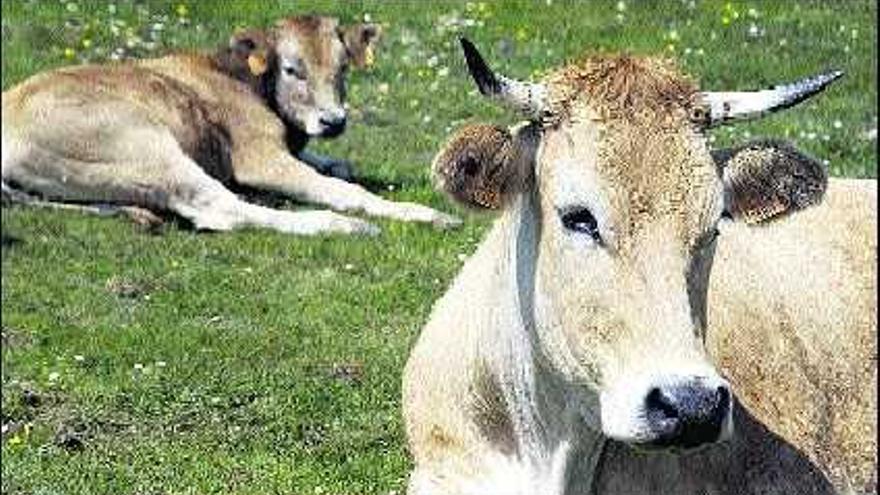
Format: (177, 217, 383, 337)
(713, 139, 827, 224)
(340, 23, 381, 69)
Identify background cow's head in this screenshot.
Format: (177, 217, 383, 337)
(218, 15, 380, 138)
(435, 39, 835, 451)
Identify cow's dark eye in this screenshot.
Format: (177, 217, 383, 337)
(561, 208, 601, 242)
(283, 62, 306, 79)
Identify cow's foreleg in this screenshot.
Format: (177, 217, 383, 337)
(234, 147, 461, 228)
(296, 148, 354, 181)
(165, 157, 379, 236)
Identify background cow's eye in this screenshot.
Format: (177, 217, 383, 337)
(283, 62, 306, 79)
(561, 208, 601, 242)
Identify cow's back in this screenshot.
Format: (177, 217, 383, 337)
(707, 177, 877, 493)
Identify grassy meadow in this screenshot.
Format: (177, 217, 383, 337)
(1, 0, 876, 493)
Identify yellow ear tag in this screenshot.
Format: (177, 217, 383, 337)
(364, 46, 375, 68)
(247, 54, 268, 76)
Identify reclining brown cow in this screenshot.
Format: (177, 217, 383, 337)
(2, 15, 460, 235)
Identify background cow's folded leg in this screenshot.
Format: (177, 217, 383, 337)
(2, 180, 164, 228)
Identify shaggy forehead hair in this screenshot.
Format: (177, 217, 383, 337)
(274, 15, 344, 66)
(538, 54, 716, 247)
(543, 53, 699, 126)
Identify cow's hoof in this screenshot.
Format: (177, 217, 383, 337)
(432, 212, 463, 230)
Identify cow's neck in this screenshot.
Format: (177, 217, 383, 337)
(483, 191, 607, 492)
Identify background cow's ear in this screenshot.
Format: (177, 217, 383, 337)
(228, 29, 274, 77)
(713, 139, 827, 224)
(340, 23, 381, 69)
(432, 123, 538, 210)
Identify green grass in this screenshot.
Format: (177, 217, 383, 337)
(2, 1, 876, 493)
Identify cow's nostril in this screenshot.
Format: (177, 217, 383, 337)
(318, 116, 347, 137)
(643, 380, 730, 449)
(645, 386, 679, 420)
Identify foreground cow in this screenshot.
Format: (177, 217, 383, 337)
(2, 15, 459, 234)
(403, 39, 876, 494)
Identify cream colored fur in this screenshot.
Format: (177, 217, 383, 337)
(404, 177, 876, 495)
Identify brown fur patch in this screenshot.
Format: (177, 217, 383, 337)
(276, 15, 324, 36)
(544, 53, 698, 126)
(470, 360, 517, 455)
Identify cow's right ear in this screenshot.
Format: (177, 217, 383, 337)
(432, 123, 539, 210)
(228, 29, 274, 77)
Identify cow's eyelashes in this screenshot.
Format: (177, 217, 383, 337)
(560, 208, 602, 242)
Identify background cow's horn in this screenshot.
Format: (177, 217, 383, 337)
(702, 70, 844, 127)
(460, 37, 549, 120)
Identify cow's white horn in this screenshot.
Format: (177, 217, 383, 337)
(702, 70, 844, 127)
(460, 37, 549, 120)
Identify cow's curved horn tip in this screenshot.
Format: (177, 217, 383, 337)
(459, 37, 477, 54)
(458, 38, 498, 96)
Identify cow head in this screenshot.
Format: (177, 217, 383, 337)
(219, 15, 380, 138)
(435, 39, 835, 451)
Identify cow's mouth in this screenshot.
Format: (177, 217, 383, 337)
(318, 119, 347, 138)
(629, 415, 728, 453)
